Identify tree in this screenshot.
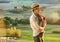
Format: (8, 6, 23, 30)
(4, 19, 10, 28)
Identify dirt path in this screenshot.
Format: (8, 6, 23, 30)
(0, 39, 33, 42)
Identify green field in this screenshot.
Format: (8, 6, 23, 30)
(16, 24, 60, 42)
(17, 30, 60, 42)
(0, 24, 60, 42)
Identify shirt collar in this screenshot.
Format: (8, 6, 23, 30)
(33, 13, 37, 17)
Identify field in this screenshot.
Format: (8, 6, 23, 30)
(18, 31, 60, 42)
(0, 24, 60, 42)
(16, 24, 60, 42)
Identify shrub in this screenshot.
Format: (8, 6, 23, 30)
(15, 29, 22, 38)
(4, 19, 10, 28)
(52, 29, 60, 33)
(52, 30, 60, 34)
(56, 20, 60, 25)
(6, 28, 15, 37)
(6, 27, 22, 38)
(18, 19, 29, 24)
(47, 12, 60, 24)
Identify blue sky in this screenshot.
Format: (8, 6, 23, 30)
(0, 0, 35, 5)
(0, 0, 60, 4)
(0, 0, 60, 10)
(36, 0, 60, 4)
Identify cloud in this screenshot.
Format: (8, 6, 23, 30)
(0, 0, 10, 3)
(0, 0, 9, 1)
(1, 0, 60, 4)
(36, 0, 60, 4)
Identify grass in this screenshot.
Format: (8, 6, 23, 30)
(0, 31, 60, 42)
(0, 24, 60, 42)
(45, 33, 60, 42)
(16, 24, 60, 42)
(17, 30, 60, 42)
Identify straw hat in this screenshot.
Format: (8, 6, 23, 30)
(31, 2, 40, 9)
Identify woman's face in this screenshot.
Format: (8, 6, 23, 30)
(33, 7, 40, 14)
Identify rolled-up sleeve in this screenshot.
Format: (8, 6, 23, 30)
(30, 17, 40, 31)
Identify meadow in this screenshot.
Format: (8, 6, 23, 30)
(16, 24, 60, 42)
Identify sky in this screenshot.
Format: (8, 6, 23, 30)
(0, 0, 60, 10)
(36, 0, 60, 4)
(0, 0, 60, 4)
(0, 0, 35, 5)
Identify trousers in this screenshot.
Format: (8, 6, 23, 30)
(34, 32, 44, 42)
